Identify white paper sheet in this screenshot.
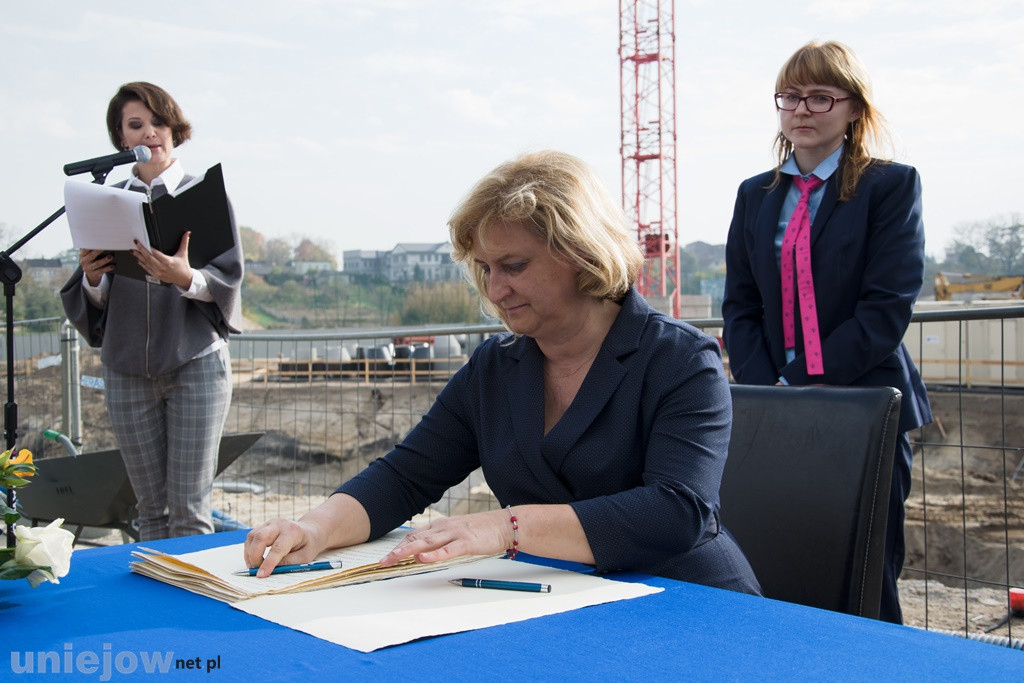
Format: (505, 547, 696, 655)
(232, 557, 662, 652)
(64, 179, 152, 250)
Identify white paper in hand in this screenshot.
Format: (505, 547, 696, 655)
(64, 180, 153, 251)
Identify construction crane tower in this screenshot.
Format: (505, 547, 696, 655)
(619, 0, 680, 317)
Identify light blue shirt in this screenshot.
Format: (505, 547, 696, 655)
(775, 144, 844, 376)
(774, 144, 844, 265)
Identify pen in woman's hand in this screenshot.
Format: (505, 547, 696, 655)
(233, 560, 343, 577)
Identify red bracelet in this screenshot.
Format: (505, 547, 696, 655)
(505, 505, 519, 560)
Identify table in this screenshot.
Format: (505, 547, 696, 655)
(3, 531, 1019, 681)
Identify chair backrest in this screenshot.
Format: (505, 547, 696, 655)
(720, 385, 901, 619)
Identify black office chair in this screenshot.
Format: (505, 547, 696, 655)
(719, 385, 902, 619)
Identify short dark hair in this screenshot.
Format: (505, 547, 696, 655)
(106, 81, 192, 151)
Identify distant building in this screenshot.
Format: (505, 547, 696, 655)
(57, 249, 80, 270)
(386, 243, 459, 282)
(343, 243, 460, 282)
(291, 260, 333, 275)
(342, 250, 385, 277)
(17, 258, 69, 291)
(245, 260, 275, 276)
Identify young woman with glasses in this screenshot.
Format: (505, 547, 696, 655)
(722, 40, 932, 624)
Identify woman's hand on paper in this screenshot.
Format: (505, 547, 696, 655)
(79, 249, 113, 287)
(131, 232, 193, 288)
(243, 518, 326, 578)
(244, 494, 373, 578)
(379, 510, 511, 567)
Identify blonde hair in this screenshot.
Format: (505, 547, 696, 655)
(449, 150, 642, 325)
(772, 40, 894, 201)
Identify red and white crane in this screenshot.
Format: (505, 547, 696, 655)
(619, 0, 680, 317)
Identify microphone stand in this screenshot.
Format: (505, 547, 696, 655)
(4, 167, 111, 548)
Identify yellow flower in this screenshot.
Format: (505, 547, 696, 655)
(1, 449, 35, 486)
(9, 449, 34, 478)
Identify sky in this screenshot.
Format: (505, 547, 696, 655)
(1, 1, 1021, 264)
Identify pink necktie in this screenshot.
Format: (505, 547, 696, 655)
(780, 174, 825, 376)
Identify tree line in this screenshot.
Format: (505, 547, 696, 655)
(239, 227, 336, 268)
(236, 226, 481, 328)
(2, 224, 483, 329)
(679, 213, 1023, 307)
(4, 214, 1021, 327)
(244, 270, 481, 329)
(927, 213, 1023, 277)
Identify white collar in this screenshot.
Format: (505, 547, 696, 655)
(128, 158, 185, 192)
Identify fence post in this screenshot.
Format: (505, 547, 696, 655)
(60, 320, 83, 448)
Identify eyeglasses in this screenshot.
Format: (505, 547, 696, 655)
(774, 92, 852, 113)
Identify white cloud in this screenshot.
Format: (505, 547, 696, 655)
(0, 94, 81, 140)
(444, 89, 507, 127)
(807, 0, 1020, 21)
(17, 11, 295, 51)
(360, 52, 473, 81)
(0, 0, 1020, 258)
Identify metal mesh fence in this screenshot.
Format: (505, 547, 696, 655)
(3, 308, 1022, 641)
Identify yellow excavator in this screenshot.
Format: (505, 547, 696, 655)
(934, 272, 1024, 301)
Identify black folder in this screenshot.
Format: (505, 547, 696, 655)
(110, 163, 234, 283)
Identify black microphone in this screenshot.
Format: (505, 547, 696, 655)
(63, 145, 152, 176)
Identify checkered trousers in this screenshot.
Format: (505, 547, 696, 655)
(102, 347, 232, 540)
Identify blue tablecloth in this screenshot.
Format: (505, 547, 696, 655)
(2, 530, 1019, 681)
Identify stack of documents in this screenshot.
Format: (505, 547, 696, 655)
(129, 529, 489, 603)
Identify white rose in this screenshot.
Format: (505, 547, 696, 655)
(14, 518, 75, 588)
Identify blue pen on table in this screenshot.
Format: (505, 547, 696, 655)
(233, 560, 343, 577)
(449, 578, 551, 593)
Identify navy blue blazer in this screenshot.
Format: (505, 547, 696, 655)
(722, 161, 932, 433)
(340, 287, 761, 594)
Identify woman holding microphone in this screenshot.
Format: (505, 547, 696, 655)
(61, 81, 243, 541)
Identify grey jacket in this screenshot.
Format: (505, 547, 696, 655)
(60, 173, 243, 377)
